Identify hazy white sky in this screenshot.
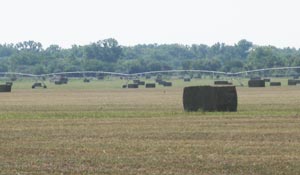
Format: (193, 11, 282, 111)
(0, 0, 299, 48)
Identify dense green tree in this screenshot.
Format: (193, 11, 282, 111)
(0, 38, 298, 74)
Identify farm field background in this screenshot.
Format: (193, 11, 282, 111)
(1, 79, 300, 174)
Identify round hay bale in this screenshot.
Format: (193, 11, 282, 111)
(0, 84, 12, 92)
(127, 84, 139, 88)
(183, 86, 237, 112)
(263, 78, 271, 82)
(122, 85, 127, 88)
(270, 82, 281, 86)
(145, 83, 156, 88)
(248, 80, 265, 87)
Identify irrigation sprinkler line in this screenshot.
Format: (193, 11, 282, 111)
(1, 66, 300, 78)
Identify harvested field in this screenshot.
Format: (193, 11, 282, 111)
(1, 86, 300, 174)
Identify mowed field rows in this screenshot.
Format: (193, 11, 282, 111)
(1, 87, 300, 174)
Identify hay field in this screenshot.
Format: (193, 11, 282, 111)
(1, 83, 300, 174)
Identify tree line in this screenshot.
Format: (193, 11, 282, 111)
(0, 38, 299, 74)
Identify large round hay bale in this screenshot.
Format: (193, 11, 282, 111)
(270, 82, 281, 86)
(248, 80, 265, 87)
(214, 81, 232, 85)
(264, 78, 271, 82)
(127, 84, 139, 88)
(183, 86, 237, 112)
(145, 83, 156, 88)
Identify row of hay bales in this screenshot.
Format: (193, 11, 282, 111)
(288, 79, 300, 85)
(248, 77, 282, 87)
(248, 78, 300, 87)
(0, 82, 13, 92)
(156, 79, 172, 87)
(123, 79, 173, 88)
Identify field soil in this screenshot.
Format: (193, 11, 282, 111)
(1, 87, 300, 174)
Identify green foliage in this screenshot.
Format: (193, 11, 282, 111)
(0, 39, 299, 74)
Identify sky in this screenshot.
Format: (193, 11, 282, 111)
(0, 0, 299, 48)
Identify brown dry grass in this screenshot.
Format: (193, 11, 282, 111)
(1, 87, 300, 174)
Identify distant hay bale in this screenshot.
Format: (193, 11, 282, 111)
(127, 84, 139, 88)
(145, 83, 156, 88)
(54, 76, 68, 84)
(155, 79, 163, 84)
(122, 85, 127, 88)
(10, 77, 17, 82)
(133, 80, 140, 84)
(98, 76, 104, 80)
(214, 81, 232, 85)
(6, 82, 13, 86)
(83, 78, 90, 83)
(288, 79, 300, 85)
(55, 81, 63, 85)
(0, 84, 12, 92)
(163, 81, 172, 87)
(184, 78, 191, 82)
(264, 78, 271, 82)
(183, 86, 237, 112)
(248, 80, 265, 87)
(250, 77, 261, 80)
(270, 82, 281, 86)
(157, 80, 165, 85)
(138, 81, 145, 85)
